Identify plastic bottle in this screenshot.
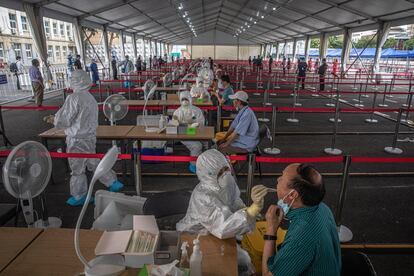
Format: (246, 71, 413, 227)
(158, 116, 165, 129)
(180, 241, 189, 268)
(189, 238, 202, 276)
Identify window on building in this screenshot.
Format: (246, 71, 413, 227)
(0, 42, 4, 58)
(25, 44, 32, 59)
(48, 45, 54, 61)
(12, 43, 22, 58)
(55, 46, 60, 59)
(53, 22, 57, 35)
(60, 24, 64, 36)
(9, 13, 17, 33)
(44, 20, 50, 35)
(21, 16, 28, 31)
(66, 25, 72, 39)
(62, 46, 67, 58)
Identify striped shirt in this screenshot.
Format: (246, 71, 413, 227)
(267, 203, 341, 276)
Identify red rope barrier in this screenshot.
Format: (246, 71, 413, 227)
(256, 156, 344, 163)
(352, 157, 414, 163)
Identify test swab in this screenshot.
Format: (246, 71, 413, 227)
(267, 188, 277, 192)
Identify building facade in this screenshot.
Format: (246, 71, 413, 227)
(0, 7, 76, 66)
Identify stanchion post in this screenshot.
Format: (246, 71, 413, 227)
(365, 88, 379, 123)
(217, 105, 222, 132)
(378, 83, 388, 107)
(335, 155, 353, 242)
(133, 142, 143, 196)
(0, 105, 12, 146)
(287, 85, 299, 123)
(264, 106, 281, 155)
(324, 91, 342, 155)
(402, 84, 413, 123)
(329, 90, 342, 123)
(246, 153, 256, 205)
(384, 108, 403, 154)
(355, 82, 364, 107)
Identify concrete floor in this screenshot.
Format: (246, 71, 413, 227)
(0, 72, 413, 275)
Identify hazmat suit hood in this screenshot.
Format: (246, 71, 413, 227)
(176, 149, 254, 239)
(179, 91, 193, 106)
(70, 70, 92, 92)
(195, 149, 229, 192)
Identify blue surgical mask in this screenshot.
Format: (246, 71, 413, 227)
(277, 190, 294, 215)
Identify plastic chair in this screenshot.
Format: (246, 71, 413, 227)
(143, 190, 191, 230)
(341, 250, 377, 276)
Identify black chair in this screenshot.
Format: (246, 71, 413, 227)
(0, 202, 19, 226)
(341, 250, 377, 276)
(143, 190, 191, 230)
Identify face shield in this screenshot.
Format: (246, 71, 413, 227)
(70, 70, 92, 92)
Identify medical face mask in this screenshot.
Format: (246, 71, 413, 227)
(218, 170, 237, 203)
(277, 190, 295, 215)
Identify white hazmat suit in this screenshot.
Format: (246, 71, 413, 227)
(176, 149, 255, 239)
(173, 91, 205, 169)
(53, 70, 121, 203)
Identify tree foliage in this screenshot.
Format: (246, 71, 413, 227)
(328, 35, 343, 48)
(310, 38, 320, 48)
(404, 36, 414, 50)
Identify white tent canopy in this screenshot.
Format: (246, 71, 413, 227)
(3, 0, 414, 44)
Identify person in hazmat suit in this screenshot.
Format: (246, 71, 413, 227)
(43, 70, 124, 206)
(176, 149, 269, 275)
(172, 91, 205, 174)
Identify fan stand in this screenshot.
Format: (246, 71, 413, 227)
(74, 147, 125, 276)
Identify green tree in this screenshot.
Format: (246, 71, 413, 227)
(354, 35, 377, 48)
(310, 38, 320, 48)
(383, 38, 397, 49)
(404, 36, 414, 50)
(328, 35, 343, 48)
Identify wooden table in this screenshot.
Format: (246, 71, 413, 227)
(1, 228, 237, 276)
(126, 126, 215, 141)
(1, 228, 102, 276)
(124, 98, 212, 107)
(0, 227, 43, 273)
(39, 125, 135, 183)
(39, 125, 135, 140)
(180, 234, 238, 276)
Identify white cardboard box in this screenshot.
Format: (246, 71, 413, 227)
(95, 215, 160, 268)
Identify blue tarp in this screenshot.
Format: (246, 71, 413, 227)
(298, 48, 414, 58)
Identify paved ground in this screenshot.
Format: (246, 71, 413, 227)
(0, 70, 413, 275)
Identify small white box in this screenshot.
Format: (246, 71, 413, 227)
(166, 125, 178, 134)
(95, 215, 160, 268)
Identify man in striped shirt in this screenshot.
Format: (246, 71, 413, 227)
(262, 163, 341, 275)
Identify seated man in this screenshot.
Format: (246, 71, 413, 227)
(217, 91, 259, 154)
(173, 91, 205, 174)
(262, 163, 341, 276)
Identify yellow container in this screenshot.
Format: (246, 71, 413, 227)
(241, 222, 287, 274)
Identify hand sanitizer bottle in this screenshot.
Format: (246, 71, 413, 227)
(190, 238, 202, 276)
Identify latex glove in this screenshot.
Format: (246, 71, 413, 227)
(190, 122, 199, 128)
(246, 185, 269, 217)
(43, 115, 55, 124)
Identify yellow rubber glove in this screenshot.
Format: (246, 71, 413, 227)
(246, 185, 269, 217)
(43, 115, 55, 124)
